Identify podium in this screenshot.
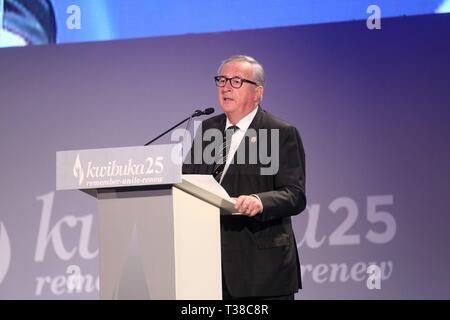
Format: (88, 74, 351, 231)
(56, 144, 235, 300)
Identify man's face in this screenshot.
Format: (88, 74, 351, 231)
(217, 61, 263, 121)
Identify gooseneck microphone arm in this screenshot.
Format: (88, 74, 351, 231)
(144, 108, 214, 146)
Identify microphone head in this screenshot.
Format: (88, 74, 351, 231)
(204, 108, 215, 115)
(192, 109, 203, 117)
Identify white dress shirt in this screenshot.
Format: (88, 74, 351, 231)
(219, 107, 258, 183)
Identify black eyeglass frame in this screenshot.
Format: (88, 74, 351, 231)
(214, 76, 259, 88)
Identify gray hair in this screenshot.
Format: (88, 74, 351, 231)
(218, 55, 265, 86)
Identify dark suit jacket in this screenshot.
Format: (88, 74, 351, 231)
(183, 106, 306, 298)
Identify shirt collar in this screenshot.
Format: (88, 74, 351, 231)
(225, 107, 258, 132)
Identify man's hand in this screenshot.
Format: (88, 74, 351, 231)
(234, 195, 263, 217)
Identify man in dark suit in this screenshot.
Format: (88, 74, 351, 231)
(183, 55, 306, 300)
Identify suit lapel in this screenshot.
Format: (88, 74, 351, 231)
(247, 105, 264, 131)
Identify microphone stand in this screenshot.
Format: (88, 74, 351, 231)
(144, 109, 208, 146)
(144, 115, 192, 146)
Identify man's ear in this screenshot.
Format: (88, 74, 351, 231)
(255, 86, 264, 103)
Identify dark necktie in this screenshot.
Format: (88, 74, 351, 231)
(213, 125, 239, 182)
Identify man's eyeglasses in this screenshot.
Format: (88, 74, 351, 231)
(214, 76, 259, 89)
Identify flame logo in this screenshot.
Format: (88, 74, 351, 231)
(0, 222, 11, 285)
(73, 154, 85, 185)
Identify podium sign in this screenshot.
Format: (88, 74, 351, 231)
(56, 144, 182, 190)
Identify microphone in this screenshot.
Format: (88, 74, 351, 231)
(204, 107, 215, 115)
(144, 108, 215, 146)
(192, 107, 214, 117)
